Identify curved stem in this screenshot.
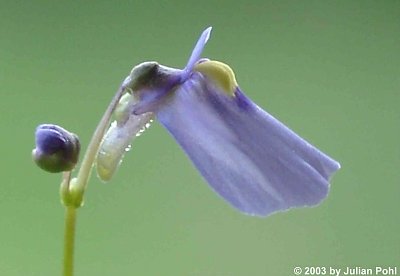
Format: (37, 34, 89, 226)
(60, 84, 126, 275)
(72, 85, 126, 204)
(63, 206, 77, 276)
(60, 171, 72, 205)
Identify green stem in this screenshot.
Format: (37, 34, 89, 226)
(63, 206, 77, 276)
(60, 84, 127, 275)
(71, 85, 126, 206)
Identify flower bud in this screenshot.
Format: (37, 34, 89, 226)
(32, 124, 80, 173)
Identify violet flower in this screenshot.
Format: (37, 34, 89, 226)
(96, 27, 340, 216)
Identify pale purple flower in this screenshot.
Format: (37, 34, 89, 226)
(96, 27, 340, 217)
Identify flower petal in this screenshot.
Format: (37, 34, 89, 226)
(155, 73, 340, 216)
(183, 27, 212, 80)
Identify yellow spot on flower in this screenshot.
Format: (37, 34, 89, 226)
(194, 60, 238, 96)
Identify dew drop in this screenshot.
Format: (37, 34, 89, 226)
(125, 144, 132, 152)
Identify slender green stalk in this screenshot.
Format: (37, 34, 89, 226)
(60, 84, 126, 275)
(63, 206, 77, 276)
(72, 85, 126, 205)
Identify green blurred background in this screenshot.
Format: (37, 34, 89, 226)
(1, 1, 398, 275)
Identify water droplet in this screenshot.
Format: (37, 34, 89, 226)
(124, 144, 132, 152)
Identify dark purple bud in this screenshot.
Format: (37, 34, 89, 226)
(32, 124, 80, 173)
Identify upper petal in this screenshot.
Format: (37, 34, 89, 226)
(183, 27, 212, 80)
(125, 27, 213, 115)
